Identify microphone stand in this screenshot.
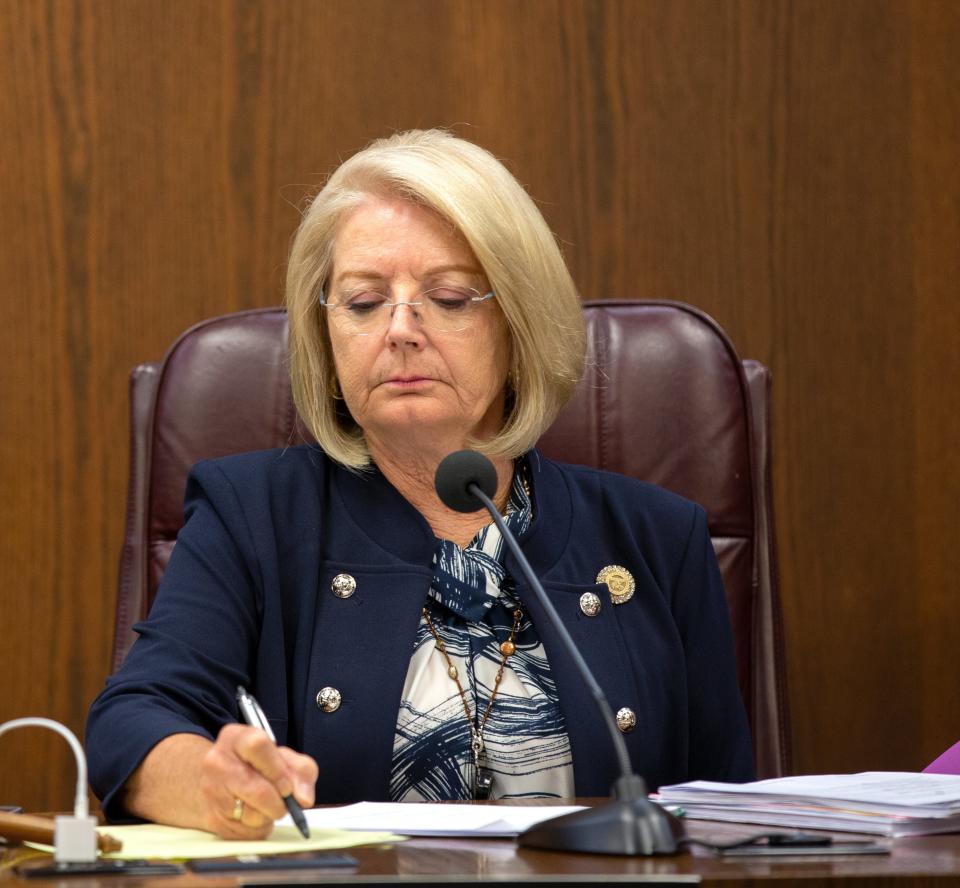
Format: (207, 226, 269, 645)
(468, 482, 685, 856)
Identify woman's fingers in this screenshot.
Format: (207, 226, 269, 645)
(232, 727, 297, 809)
(278, 746, 319, 807)
(216, 792, 274, 839)
(199, 723, 317, 838)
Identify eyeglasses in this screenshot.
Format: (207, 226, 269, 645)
(320, 285, 496, 335)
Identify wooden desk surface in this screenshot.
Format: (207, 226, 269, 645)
(4, 812, 960, 886)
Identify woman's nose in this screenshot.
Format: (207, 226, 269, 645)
(385, 301, 426, 347)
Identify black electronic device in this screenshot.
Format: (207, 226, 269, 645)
(18, 859, 185, 878)
(720, 842, 889, 857)
(190, 853, 358, 872)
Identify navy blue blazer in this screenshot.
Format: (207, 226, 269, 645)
(87, 447, 753, 819)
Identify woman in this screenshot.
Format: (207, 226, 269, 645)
(87, 129, 753, 838)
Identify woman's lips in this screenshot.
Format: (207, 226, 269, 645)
(384, 375, 433, 388)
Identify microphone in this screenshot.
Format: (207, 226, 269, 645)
(435, 449, 499, 512)
(434, 450, 685, 856)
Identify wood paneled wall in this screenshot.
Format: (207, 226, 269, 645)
(1, 0, 957, 812)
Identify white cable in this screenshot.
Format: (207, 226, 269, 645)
(0, 718, 89, 818)
(0, 717, 99, 862)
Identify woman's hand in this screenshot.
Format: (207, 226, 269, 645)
(199, 724, 318, 838)
(124, 729, 318, 838)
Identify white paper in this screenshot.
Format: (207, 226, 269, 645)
(659, 772, 960, 815)
(674, 806, 960, 838)
(296, 801, 587, 837)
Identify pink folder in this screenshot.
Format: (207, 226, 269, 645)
(924, 741, 960, 775)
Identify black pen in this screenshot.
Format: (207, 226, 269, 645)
(235, 685, 311, 838)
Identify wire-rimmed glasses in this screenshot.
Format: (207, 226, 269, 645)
(320, 284, 495, 335)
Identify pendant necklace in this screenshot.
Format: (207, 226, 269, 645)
(422, 603, 523, 800)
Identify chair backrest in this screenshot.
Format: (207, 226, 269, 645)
(114, 300, 791, 778)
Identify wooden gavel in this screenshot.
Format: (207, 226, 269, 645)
(0, 811, 122, 853)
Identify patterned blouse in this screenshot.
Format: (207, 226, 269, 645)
(390, 464, 575, 801)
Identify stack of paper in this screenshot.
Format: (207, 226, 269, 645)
(656, 772, 960, 837)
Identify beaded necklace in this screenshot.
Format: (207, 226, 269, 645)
(422, 603, 523, 799)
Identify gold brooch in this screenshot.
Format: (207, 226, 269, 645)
(596, 564, 635, 605)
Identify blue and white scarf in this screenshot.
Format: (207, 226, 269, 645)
(390, 466, 574, 800)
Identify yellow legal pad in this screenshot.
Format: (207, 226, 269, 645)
(31, 824, 402, 860)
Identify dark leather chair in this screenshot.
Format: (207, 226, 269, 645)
(113, 300, 791, 778)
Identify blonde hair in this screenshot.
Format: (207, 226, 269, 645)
(286, 129, 586, 468)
